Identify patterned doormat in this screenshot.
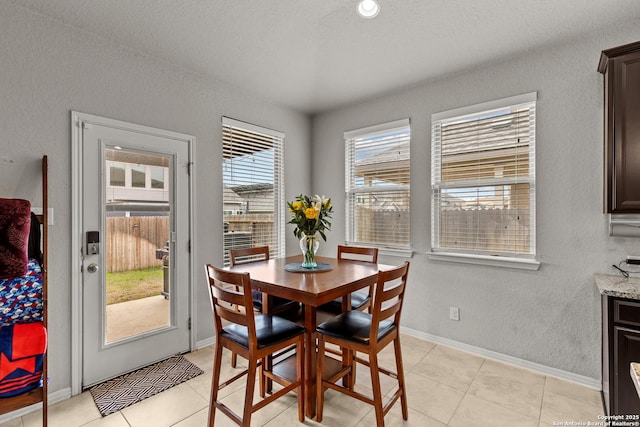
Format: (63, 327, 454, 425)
(89, 355, 204, 416)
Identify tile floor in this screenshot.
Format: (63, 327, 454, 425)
(0, 334, 604, 427)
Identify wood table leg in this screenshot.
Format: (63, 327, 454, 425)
(341, 294, 354, 388)
(304, 305, 317, 418)
(264, 293, 274, 394)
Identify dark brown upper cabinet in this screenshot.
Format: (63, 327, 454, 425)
(599, 41, 640, 213)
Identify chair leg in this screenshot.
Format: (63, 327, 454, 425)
(369, 353, 385, 427)
(208, 343, 224, 427)
(243, 357, 258, 426)
(296, 339, 305, 422)
(394, 337, 408, 420)
(231, 286, 240, 369)
(316, 336, 325, 423)
(259, 357, 266, 397)
(265, 353, 273, 394)
(342, 348, 355, 388)
(349, 349, 357, 389)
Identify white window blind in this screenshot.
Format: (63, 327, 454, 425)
(431, 93, 536, 258)
(345, 119, 410, 250)
(222, 117, 284, 266)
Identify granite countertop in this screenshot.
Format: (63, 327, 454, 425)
(595, 273, 640, 300)
(632, 363, 640, 398)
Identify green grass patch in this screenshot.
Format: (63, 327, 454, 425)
(106, 266, 164, 305)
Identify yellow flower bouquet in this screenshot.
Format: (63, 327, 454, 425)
(287, 194, 333, 268)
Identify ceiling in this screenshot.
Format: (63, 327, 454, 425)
(10, 0, 640, 114)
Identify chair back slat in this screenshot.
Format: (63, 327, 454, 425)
(205, 264, 256, 341)
(337, 245, 378, 263)
(210, 283, 250, 326)
(379, 279, 404, 301)
(230, 246, 269, 266)
(214, 303, 251, 326)
(377, 281, 404, 320)
(211, 282, 245, 307)
(370, 262, 410, 340)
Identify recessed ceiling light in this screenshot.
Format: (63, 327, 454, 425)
(357, 0, 380, 19)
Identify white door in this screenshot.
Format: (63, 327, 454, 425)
(79, 116, 192, 387)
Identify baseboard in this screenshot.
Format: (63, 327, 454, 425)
(401, 326, 601, 391)
(196, 336, 215, 349)
(0, 387, 71, 423)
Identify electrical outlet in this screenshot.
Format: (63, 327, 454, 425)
(449, 306, 460, 321)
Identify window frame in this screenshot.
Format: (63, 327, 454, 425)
(429, 92, 540, 270)
(222, 117, 285, 266)
(344, 118, 411, 257)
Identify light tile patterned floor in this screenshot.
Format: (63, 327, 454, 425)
(1, 334, 604, 427)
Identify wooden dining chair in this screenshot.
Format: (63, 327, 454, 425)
(228, 246, 300, 368)
(316, 261, 410, 427)
(318, 245, 379, 314)
(205, 264, 305, 427)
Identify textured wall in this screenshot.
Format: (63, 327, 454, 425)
(3, 0, 640, 396)
(311, 21, 640, 380)
(0, 2, 311, 393)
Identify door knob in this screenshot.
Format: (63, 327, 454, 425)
(87, 263, 99, 273)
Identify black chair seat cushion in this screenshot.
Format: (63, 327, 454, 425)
(252, 290, 298, 312)
(317, 310, 395, 344)
(319, 292, 370, 314)
(221, 314, 305, 349)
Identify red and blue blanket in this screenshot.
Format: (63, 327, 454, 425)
(0, 198, 47, 398)
(0, 322, 46, 397)
(0, 259, 43, 326)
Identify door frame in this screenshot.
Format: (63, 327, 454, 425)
(71, 111, 196, 395)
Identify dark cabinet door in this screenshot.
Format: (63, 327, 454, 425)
(614, 326, 640, 415)
(600, 42, 640, 213)
(611, 53, 640, 212)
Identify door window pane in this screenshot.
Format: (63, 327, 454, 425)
(104, 149, 171, 343)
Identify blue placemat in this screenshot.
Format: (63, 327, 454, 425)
(284, 262, 333, 272)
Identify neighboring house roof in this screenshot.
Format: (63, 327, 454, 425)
(440, 193, 466, 208)
(355, 141, 410, 185)
(231, 183, 274, 195)
(223, 187, 244, 205)
(355, 141, 409, 167)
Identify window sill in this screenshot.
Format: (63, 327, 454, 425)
(427, 252, 540, 271)
(344, 242, 413, 259)
(379, 248, 413, 258)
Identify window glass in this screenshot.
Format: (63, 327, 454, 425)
(431, 93, 536, 258)
(109, 162, 125, 187)
(345, 119, 410, 250)
(131, 165, 146, 188)
(151, 166, 165, 189)
(222, 118, 285, 266)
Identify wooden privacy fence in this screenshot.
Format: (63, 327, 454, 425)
(354, 207, 410, 246)
(439, 207, 530, 253)
(106, 216, 169, 272)
(224, 214, 274, 265)
(224, 213, 274, 248)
